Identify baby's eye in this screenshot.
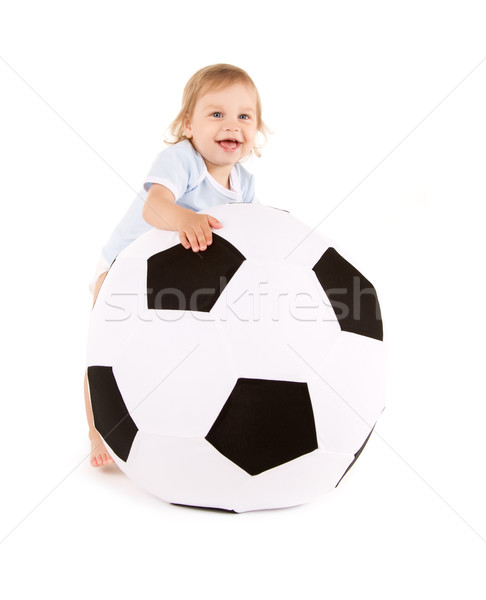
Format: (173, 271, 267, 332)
(239, 114, 250, 120)
(211, 112, 223, 118)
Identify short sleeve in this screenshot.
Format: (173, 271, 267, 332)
(143, 140, 204, 201)
(237, 165, 256, 203)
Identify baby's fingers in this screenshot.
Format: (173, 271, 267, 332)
(182, 227, 205, 252)
(186, 229, 200, 252)
(179, 218, 217, 252)
(207, 215, 222, 229)
(191, 224, 212, 251)
(197, 227, 214, 251)
(197, 226, 213, 251)
(179, 231, 191, 250)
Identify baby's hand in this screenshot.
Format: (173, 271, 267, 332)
(178, 212, 223, 252)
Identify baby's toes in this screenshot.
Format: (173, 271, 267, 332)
(102, 453, 114, 465)
(91, 455, 101, 467)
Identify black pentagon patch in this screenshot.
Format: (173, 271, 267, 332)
(87, 366, 138, 462)
(205, 378, 318, 476)
(335, 426, 374, 487)
(147, 233, 246, 311)
(313, 247, 383, 341)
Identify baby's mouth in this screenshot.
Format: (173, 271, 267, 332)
(217, 139, 241, 151)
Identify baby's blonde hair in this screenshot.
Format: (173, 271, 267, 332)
(165, 63, 270, 158)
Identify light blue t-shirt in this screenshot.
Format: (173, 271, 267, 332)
(101, 139, 257, 265)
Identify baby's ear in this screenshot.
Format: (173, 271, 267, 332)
(182, 115, 193, 139)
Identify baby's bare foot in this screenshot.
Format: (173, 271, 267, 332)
(90, 431, 115, 467)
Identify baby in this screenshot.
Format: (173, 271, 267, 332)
(86, 63, 269, 466)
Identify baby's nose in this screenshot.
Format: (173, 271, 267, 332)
(224, 117, 239, 130)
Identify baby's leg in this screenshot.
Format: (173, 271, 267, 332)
(85, 272, 114, 467)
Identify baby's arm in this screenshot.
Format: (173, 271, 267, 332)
(142, 183, 222, 252)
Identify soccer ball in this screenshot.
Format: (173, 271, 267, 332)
(86, 203, 386, 512)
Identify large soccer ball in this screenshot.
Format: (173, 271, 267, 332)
(86, 203, 385, 512)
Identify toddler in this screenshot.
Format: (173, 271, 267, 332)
(86, 63, 269, 467)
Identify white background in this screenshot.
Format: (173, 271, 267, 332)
(1, 0, 485, 597)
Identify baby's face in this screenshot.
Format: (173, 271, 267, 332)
(183, 82, 258, 174)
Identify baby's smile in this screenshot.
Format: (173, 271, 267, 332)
(217, 139, 242, 152)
